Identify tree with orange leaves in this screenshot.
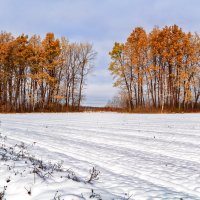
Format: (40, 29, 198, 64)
(109, 25, 200, 111)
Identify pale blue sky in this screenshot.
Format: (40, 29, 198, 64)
(0, 0, 200, 106)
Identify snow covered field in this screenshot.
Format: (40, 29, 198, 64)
(0, 113, 200, 200)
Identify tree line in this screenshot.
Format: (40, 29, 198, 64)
(0, 32, 96, 112)
(109, 25, 200, 112)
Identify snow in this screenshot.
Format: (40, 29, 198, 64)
(0, 112, 200, 200)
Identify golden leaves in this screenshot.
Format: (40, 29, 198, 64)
(109, 24, 200, 107)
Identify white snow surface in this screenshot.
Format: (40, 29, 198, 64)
(0, 112, 200, 200)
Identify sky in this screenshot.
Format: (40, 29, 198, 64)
(0, 0, 200, 106)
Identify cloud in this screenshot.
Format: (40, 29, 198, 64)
(0, 0, 200, 106)
(83, 81, 118, 107)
